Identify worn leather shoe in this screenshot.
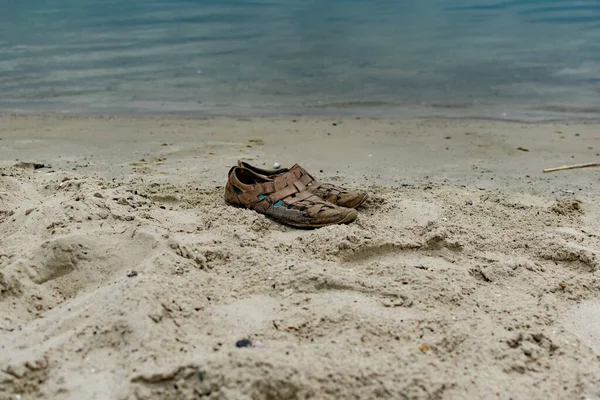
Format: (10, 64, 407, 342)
(225, 166, 357, 228)
(237, 161, 368, 209)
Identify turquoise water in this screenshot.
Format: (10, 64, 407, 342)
(1, 0, 599, 120)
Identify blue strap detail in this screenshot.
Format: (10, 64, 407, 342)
(274, 200, 284, 207)
(258, 194, 268, 200)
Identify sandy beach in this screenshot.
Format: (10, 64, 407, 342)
(1, 114, 599, 399)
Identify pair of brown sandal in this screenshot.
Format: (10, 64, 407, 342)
(225, 161, 368, 228)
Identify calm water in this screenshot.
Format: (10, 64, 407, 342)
(1, 0, 599, 120)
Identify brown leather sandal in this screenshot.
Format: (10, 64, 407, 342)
(237, 161, 368, 209)
(225, 166, 357, 228)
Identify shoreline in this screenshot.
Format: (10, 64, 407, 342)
(2, 99, 600, 124)
(1, 111, 600, 131)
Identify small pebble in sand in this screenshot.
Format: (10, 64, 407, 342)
(236, 339, 252, 348)
(273, 162, 281, 169)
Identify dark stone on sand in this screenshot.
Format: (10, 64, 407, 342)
(235, 339, 252, 348)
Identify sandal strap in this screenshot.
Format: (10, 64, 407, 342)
(299, 173, 313, 186)
(269, 184, 298, 202)
(286, 190, 314, 204)
(313, 182, 349, 197)
(271, 183, 336, 216)
(293, 180, 306, 192)
(291, 166, 349, 198)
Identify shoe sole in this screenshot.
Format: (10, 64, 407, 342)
(283, 210, 357, 229)
(225, 201, 357, 229)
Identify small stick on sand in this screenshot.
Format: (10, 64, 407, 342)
(543, 161, 600, 173)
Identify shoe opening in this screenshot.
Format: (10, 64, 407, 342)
(240, 161, 288, 175)
(235, 167, 270, 185)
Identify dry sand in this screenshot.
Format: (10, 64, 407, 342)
(0, 115, 599, 400)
